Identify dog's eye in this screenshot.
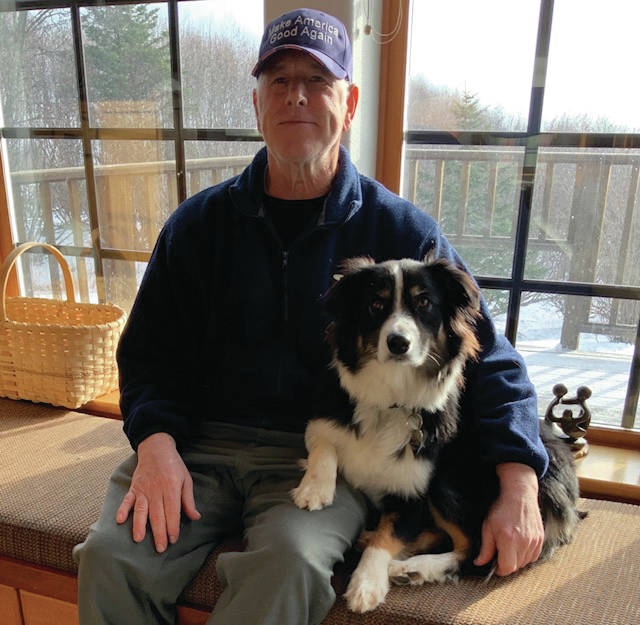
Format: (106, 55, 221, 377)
(369, 298, 385, 314)
(414, 293, 431, 309)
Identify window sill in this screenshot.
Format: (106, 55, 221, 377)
(80, 390, 121, 419)
(575, 441, 640, 504)
(80, 393, 640, 504)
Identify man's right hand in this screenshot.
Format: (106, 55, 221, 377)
(116, 432, 201, 552)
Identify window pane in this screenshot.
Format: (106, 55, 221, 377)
(406, 0, 539, 131)
(525, 148, 640, 287)
(179, 0, 263, 128)
(517, 293, 638, 428)
(5, 138, 88, 246)
(11, 251, 98, 306)
(482, 289, 510, 336)
(402, 145, 523, 277)
(92, 140, 176, 251)
(0, 8, 80, 127)
(81, 3, 172, 128)
(103, 258, 147, 314)
(184, 141, 262, 196)
(72, 256, 99, 304)
(542, 1, 640, 133)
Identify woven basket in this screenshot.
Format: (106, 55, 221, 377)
(0, 242, 126, 408)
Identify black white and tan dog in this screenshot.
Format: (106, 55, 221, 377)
(291, 256, 584, 613)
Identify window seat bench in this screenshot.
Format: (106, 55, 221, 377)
(1, 397, 639, 625)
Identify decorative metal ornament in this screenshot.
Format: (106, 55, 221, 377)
(544, 384, 592, 459)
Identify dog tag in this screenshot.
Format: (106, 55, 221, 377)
(407, 411, 424, 454)
(410, 429, 425, 454)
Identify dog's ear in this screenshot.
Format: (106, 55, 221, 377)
(323, 270, 352, 319)
(427, 259, 480, 313)
(426, 259, 482, 362)
(422, 248, 437, 266)
(338, 256, 375, 276)
(323, 260, 373, 372)
(324, 257, 374, 318)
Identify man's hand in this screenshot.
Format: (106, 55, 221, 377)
(474, 462, 543, 576)
(116, 432, 201, 552)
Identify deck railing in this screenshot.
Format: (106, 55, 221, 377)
(9, 148, 640, 346)
(403, 146, 640, 348)
(10, 154, 253, 308)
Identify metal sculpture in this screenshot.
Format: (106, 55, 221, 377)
(544, 384, 592, 458)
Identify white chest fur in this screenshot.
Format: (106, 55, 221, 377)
(335, 357, 462, 416)
(304, 411, 433, 502)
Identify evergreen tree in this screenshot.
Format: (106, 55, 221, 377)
(82, 5, 169, 102)
(451, 88, 487, 130)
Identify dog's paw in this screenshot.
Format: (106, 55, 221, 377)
(290, 473, 335, 511)
(344, 568, 389, 613)
(389, 553, 460, 586)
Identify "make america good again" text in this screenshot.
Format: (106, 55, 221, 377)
(268, 14, 339, 46)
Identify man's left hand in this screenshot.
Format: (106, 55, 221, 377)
(474, 462, 544, 576)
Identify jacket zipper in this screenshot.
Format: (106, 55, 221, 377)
(282, 249, 289, 323)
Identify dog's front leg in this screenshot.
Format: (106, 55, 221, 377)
(291, 420, 338, 510)
(345, 514, 404, 613)
(389, 505, 469, 585)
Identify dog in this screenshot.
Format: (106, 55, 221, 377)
(291, 256, 585, 613)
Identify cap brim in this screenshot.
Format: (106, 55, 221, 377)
(251, 45, 349, 81)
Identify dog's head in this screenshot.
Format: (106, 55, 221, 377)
(325, 257, 481, 376)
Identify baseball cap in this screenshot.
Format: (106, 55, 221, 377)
(252, 8, 352, 82)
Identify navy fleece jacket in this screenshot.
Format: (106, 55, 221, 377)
(117, 146, 548, 477)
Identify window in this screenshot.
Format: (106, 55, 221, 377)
(401, 0, 640, 429)
(0, 0, 263, 313)
(2, 0, 639, 432)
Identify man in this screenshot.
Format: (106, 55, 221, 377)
(74, 8, 546, 625)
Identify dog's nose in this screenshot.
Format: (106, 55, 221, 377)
(387, 333, 410, 355)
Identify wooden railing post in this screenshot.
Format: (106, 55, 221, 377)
(485, 162, 498, 237)
(38, 180, 62, 299)
(67, 178, 90, 302)
(433, 160, 444, 224)
(610, 163, 639, 328)
(560, 159, 609, 349)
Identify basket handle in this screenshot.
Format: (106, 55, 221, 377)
(0, 242, 76, 321)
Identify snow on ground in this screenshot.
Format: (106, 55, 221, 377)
(495, 302, 637, 428)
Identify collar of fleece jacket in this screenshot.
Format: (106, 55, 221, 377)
(229, 144, 363, 226)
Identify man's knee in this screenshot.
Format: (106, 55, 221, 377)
(76, 521, 143, 581)
(222, 516, 328, 574)
(274, 531, 332, 578)
(248, 510, 346, 581)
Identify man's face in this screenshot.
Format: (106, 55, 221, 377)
(253, 50, 358, 166)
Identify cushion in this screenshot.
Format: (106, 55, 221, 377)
(1, 398, 639, 625)
(0, 399, 130, 572)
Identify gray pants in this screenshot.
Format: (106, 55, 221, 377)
(73, 422, 368, 625)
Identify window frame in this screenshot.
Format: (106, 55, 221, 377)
(0, 148, 18, 297)
(377, 0, 640, 431)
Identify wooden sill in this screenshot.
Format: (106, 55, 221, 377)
(575, 443, 640, 504)
(80, 392, 640, 503)
(80, 390, 121, 419)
